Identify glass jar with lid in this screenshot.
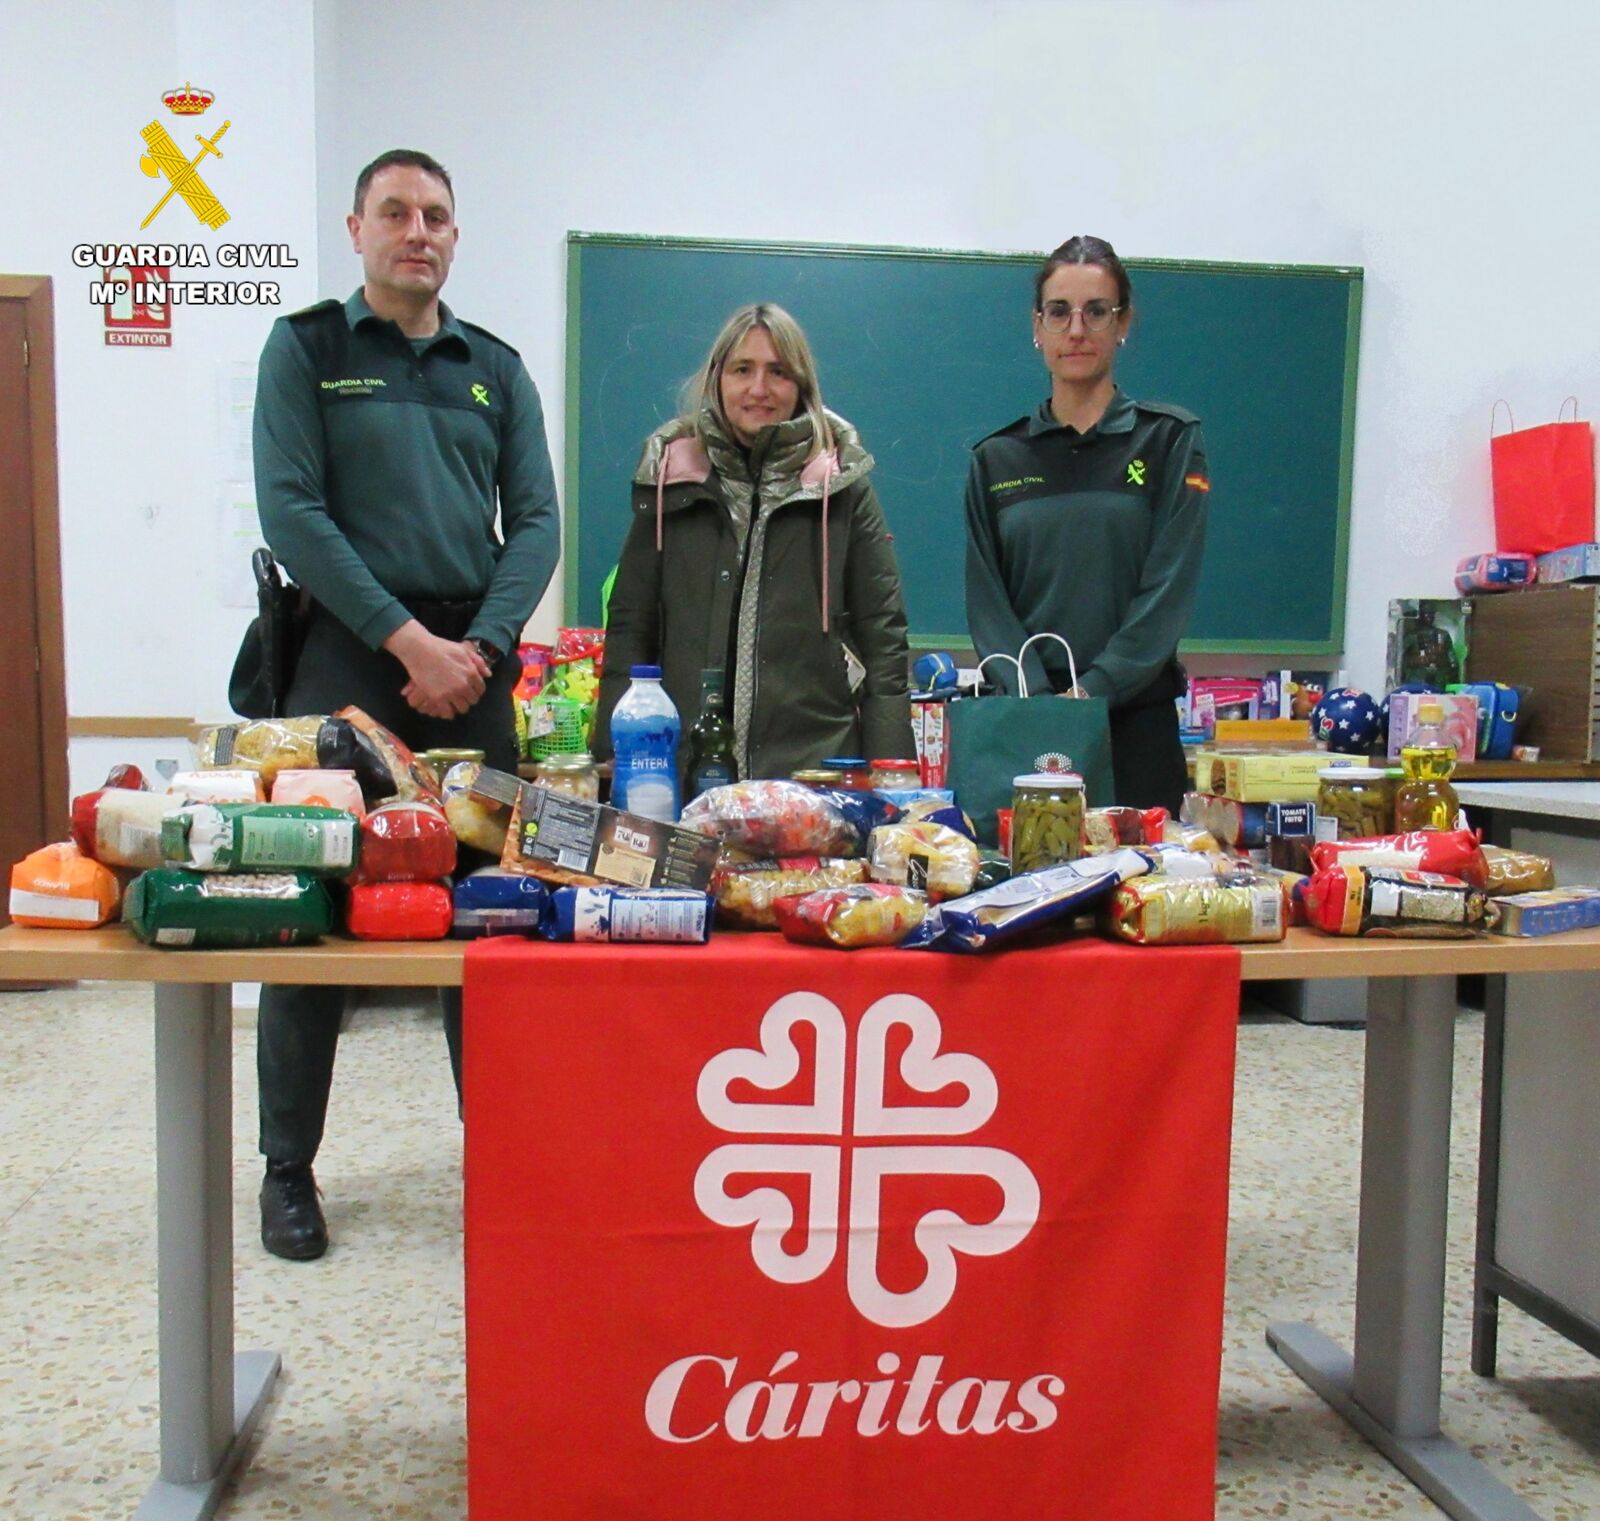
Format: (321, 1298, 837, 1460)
(1010, 769, 1086, 871)
(819, 756, 870, 791)
(1316, 767, 1389, 839)
(869, 757, 921, 791)
(531, 752, 601, 802)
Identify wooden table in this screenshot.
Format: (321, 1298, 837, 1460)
(7, 923, 1600, 1521)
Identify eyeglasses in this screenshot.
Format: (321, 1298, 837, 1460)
(1038, 299, 1123, 334)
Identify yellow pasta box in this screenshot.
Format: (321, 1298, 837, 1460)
(1192, 750, 1370, 803)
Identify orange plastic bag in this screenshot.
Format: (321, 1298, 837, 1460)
(9, 842, 121, 929)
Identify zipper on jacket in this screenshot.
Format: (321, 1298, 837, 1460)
(726, 483, 760, 775)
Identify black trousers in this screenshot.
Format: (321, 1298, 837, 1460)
(257, 605, 518, 1166)
(1109, 697, 1188, 815)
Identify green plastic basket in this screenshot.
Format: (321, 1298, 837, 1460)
(525, 696, 593, 760)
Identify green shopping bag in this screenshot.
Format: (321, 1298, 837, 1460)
(946, 635, 1115, 846)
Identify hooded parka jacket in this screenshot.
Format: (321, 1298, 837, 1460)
(594, 409, 914, 782)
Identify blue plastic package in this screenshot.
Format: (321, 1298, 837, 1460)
(451, 867, 546, 939)
(901, 849, 1149, 952)
(542, 886, 713, 943)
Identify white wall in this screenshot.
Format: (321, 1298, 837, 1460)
(1, 0, 319, 794)
(9, 0, 1600, 799)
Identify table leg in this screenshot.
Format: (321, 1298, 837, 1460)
(135, 982, 280, 1521)
(1267, 973, 1544, 1521)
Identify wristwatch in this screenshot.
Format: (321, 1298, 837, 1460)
(468, 637, 503, 667)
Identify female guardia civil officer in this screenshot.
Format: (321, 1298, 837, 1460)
(964, 235, 1209, 813)
(595, 303, 914, 780)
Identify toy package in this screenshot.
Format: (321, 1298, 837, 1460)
(1384, 598, 1472, 691)
(1386, 691, 1479, 762)
(1455, 552, 1536, 593)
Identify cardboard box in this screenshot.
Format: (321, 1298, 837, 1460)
(1535, 543, 1600, 585)
(498, 782, 720, 891)
(1385, 691, 1479, 763)
(1192, 750, 1369, 803)
(1466, 584, 1600, 761)
(1385, 598, 1472, 691)
(1490, 887, 1600, 937)
(913, 699, 949, 788)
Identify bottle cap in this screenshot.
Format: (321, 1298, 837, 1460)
(1014, 771, 1084, 789)
(630, 664, 663, 679)
(1416, 700, 1445, 722)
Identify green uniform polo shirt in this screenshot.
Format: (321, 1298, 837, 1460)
(252, 289, 560, 654)
(964, 390, 1209, 705)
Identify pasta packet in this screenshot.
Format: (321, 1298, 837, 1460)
(1308, 830, 1487, 889)
(867, 821, 979, 901)
(124, 869, 334, 948)
(681, 780, 898, 857)
(714, 857, 869, 929)
(9, 843, 121, 929)
(1107, 874, 1285, 945)
(904, 848, 1149, 953)
(1480, 845, 1556, 896)
(161, 804, 359, 875)
(1303, 865, 1488, 938)
(773, 883, 927, 949)
(326, 707, 443, 803)
(198, 717, 324, 788)
(1082, 806, 1149, 854)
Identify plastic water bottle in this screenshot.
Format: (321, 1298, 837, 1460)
(610, 665, 682, 822)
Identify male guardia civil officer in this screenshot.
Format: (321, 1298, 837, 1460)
(251, 149, 559, 1260)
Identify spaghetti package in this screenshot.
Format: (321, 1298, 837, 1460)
(345, 881, 453, 941)
(681, 780, 896, 858)
(161, 804, 358, 875)
(124, 869, 334, 948)
(271, 768, 366, 817)
(1108, 874, 1285, 945)
(71, 788, 186, 869)
(773, 883, 927, 949)
(1303, 866, 1488, 939)
(1160, 819, 1222, 854)
(197, 717, 323, 789)
(867, 821, 979, 901)
(9, 843, 121, 929)
(166, 769, 266, 805)
(1308, 830, 1488, 889)
(452, 867, 546, 938)
(904, 848, 1149, 953)
(1480, 845, 1556, 896)
(352, 800, 457, 883)
(542, 887, 713, 944)
(714, 858, 870, 929)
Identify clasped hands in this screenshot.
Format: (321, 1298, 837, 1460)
(383, 620, 492, 719)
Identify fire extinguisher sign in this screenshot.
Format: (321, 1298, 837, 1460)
(101, 264, 172, 347)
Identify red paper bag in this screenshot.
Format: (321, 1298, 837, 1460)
(1491, 399, 1595, 555)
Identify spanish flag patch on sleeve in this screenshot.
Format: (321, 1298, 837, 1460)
(1184, 472, 1211, 493)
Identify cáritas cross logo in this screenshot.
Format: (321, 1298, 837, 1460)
(692, 992, 1040, 1329)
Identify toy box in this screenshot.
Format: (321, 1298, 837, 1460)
(1535, 543, 1600, 585)
(1386, 691, 1480, 763)
(1455, 553, 1536, 593)
(1385, 598, 1472, 692)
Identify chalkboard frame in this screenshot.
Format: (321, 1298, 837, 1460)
(563, 232, 1363, 655)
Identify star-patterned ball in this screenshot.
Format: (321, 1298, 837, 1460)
(1316, 689, 1383, 753)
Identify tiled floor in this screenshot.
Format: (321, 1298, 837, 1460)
(1, 982, 1595, 1519)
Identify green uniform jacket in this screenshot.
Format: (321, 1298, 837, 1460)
(595, 418, 914, 781)
(253, 290, 560, 657)
(965, 391, 1209, 707)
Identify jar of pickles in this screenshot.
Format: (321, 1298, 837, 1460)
(1010, 770, 1086, 871)
(869, 757, 921, 790)
(1316, 767, 1389, 839)
(531, 752, 600, 802)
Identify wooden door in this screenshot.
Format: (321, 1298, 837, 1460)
(0, 278, 68, 928)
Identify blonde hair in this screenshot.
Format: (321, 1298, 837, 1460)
(680, 302, 834, 459)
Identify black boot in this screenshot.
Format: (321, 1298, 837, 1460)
(260, 1161, 328, 1261)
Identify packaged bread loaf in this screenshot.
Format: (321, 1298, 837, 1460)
(1107, 874, 1286, 945)
(9, 843, 121, 929)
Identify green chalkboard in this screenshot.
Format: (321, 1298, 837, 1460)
(565, 234, 1361, 653)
